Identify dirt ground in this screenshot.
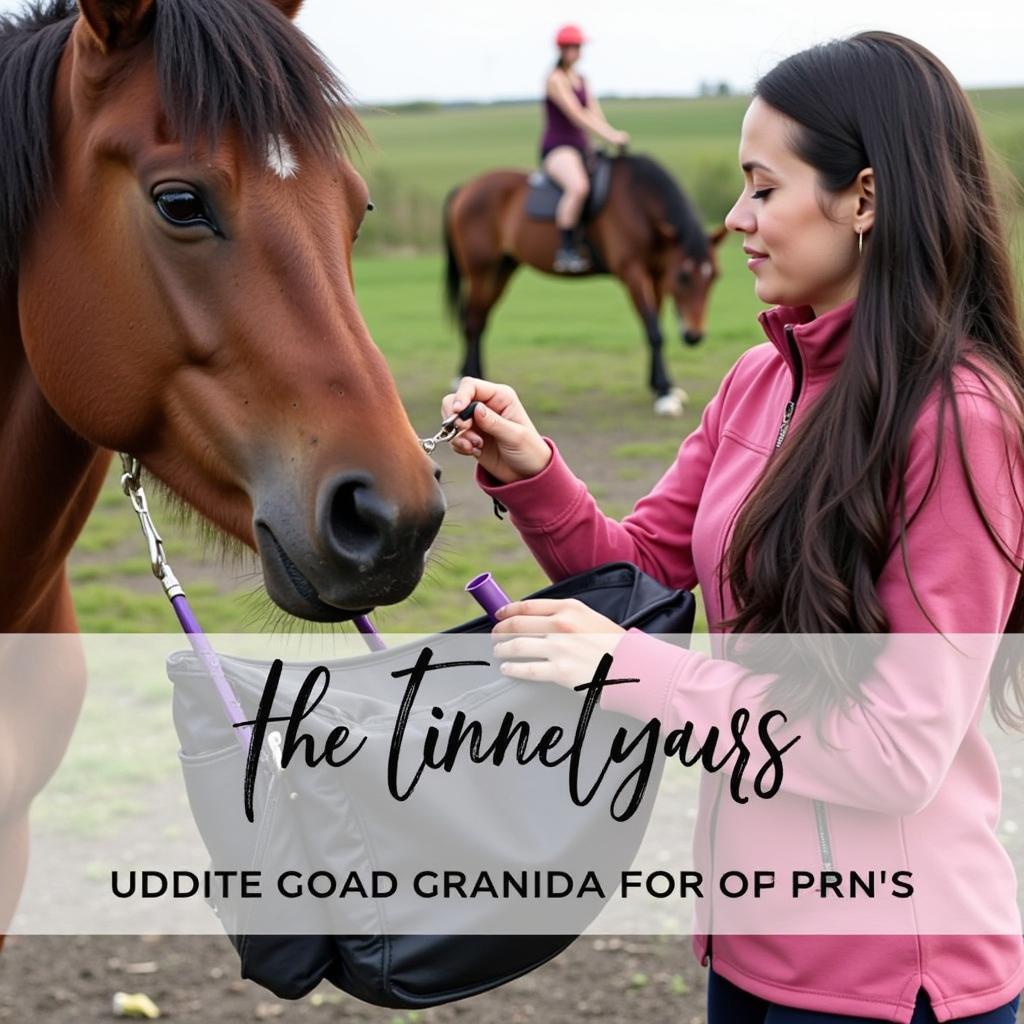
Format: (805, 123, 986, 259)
(0, 934, 708, 1023)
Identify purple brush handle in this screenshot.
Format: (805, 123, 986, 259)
(354, 613, 386, 651)
(171, 594, 252, 748)
(465, 572, 512, 622)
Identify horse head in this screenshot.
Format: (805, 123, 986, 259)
(660, 224, 728, 347)
(15, 0, 445, 622)
(626, 154, 727, 348)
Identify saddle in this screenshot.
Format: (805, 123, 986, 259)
(525, 152, 614, 223)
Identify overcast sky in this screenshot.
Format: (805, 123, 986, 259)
(292, 0, 1024, 104)
(3, 0, 1021, 103)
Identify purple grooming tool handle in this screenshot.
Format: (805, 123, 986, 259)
(465, 572, 512, 622)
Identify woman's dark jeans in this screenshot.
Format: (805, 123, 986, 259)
(708, 968, 1021, 1023)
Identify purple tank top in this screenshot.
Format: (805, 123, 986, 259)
(540, 77, 589, 156)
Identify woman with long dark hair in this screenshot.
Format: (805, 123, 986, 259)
(443, 31, 1024, 1024)
(541, 24, 630, 273)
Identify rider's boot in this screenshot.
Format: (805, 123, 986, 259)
(553, 227, 591, 274)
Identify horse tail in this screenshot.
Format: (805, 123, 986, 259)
(443, 185, 463, 324)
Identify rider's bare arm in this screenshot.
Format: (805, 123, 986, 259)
(586, 90, 630, 145)
(547, 71, 624, 145)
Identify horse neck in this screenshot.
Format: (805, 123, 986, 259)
(0, 279, 111, 632)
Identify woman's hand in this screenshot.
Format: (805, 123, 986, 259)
(607, 128, 630, 148)
(491, 598, 626, 688)
(441, 377, 552, 484)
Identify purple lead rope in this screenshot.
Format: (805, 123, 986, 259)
(169, 593, 253, 749)
(353, 614, 386, 651)
(119, 452, 387, 749)
(121, 443, 504, 748)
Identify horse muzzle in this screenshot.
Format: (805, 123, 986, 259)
(253, 469, 446, 621)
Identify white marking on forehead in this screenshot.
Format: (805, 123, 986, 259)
(701, 261, 713, 280)
(267, 136, 299, 179)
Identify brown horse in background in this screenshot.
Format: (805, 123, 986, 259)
(0, 0, 446, 939)
(444, 154, 727, 417)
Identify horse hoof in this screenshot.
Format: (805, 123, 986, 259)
(669, 386, 689, 404)
(654, 393, 684, 418)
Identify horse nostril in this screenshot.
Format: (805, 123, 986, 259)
(332, 478, 376, 540)
(433, 464, 443, 483)
(320, 473, 396, 564)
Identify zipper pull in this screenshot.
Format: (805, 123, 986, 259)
(267, 730, 285, 773)
(774, 400, 796, 449)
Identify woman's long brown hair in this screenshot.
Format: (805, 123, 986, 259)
(719, 32, 1024, 728)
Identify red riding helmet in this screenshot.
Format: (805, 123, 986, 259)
(555, 24, 585, 47)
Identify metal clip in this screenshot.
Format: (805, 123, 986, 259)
(420, 416, 460, 454)
(419, 401, 478, 454)
(118, 452, 184, 600)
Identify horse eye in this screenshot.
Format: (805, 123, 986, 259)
(154, 188, 216, 230)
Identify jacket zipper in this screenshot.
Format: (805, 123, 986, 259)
(701, 775, 727, 966)
(774, 325, 836, 875)
(814, 800, 835, 871)
(704, 325, 831, 960)
(774, 324, 803, 450)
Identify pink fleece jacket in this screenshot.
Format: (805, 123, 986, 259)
(475, 297, 1024, 1022)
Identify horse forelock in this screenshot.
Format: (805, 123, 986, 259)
(0, 0, 362, 286)
(149, 0, 363, 163)
(624, 154, 711, 264)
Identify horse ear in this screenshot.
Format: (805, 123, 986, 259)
(708, 224, 729, 247)
(266, 0, 305, 18)
(78, 0, 155, 51)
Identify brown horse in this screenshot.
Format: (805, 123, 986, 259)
(444, 154, 728, 416)
(0, 0, 446, 937)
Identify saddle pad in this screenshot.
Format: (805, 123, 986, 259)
(525, 154, 613, 222)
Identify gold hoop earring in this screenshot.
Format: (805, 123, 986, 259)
(858, 229, 863, 256)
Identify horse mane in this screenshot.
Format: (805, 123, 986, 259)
(623, 154, 711, 263)
(0, 0, 361, 282)
(0, 1, 76, 280)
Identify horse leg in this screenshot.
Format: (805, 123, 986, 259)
(621, 266, 684, 417)
(459, 300, 487, 383)
(0, 817, 29, 942)
(456, 258, 517, 385)
(0, 580, 87, 939)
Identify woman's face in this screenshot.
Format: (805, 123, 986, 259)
(560, 44, 581, 67)
(725, 97, 865, 314)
